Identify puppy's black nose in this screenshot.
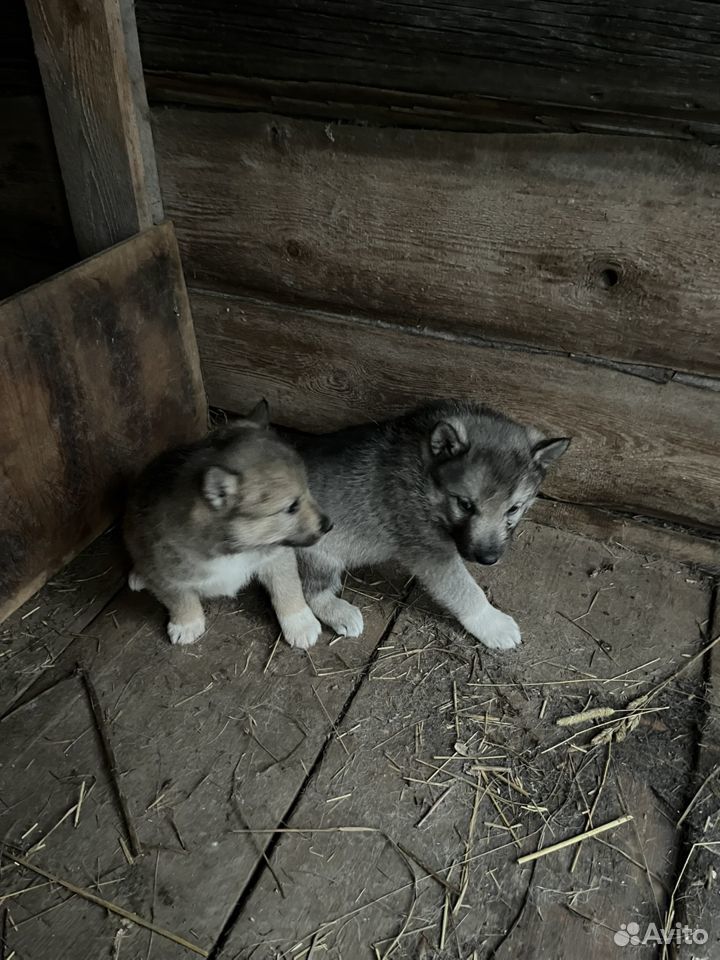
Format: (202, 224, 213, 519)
(474, 549, 500, 566)
(320, 515, 333, 534)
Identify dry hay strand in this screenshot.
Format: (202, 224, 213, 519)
(517, 814, 634, 865)
(545, 634, 720, 752)
(1, 850, 208, 957)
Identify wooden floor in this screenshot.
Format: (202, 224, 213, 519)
(0, 523, 718, 960)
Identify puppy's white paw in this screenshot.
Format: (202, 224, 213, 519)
(167, 616, 206, 646)
(314, 596, 364, 638)
(466, 606, 521, 651)
(128, 569, 145, 592)
(281, 607, 322, 650)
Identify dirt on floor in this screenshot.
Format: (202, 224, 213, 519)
(0, 523, 717, 960)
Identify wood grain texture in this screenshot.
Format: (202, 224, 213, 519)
(0, 222, 207, 623)
(0, 526, 709, 958)
(119, 0, 164, 226)
(136, 0, 720, 130)
(0, 578, 400, 959)
(155, 111, 720, 375)
(24, 0, 162, 256)
(219, 524, 711, 958)
(144, 71, 720, 143)
(191, 289, 720, 532)
(0, 96, 77, 300)
(529, 500, 720, 574)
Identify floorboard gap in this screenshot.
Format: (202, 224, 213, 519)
(206, 586, 411, 960)
(663, 577, 719, 938)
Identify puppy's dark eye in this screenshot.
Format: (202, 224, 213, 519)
(506, 504, 521, 517)
(454, 496, 474, 513)
(286, 499, 300, 514)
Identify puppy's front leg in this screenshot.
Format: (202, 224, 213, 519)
(408, 554, 521, 650)
(298, 551, 364, 638)
(157, 588, 206, 646)
(259, 550, 322, 650)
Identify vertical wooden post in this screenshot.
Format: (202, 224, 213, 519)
(24, 0, 163, 256)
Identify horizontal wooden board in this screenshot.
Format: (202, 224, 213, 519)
(529, 499, 720, 574)
(0, 222, 207, 621)
(136, 0, 720, 129)
(155, 111, 720, 375)
(8, 0, 720, 135)
(144, 71, 720, 143)
(191, 290, 720, 532)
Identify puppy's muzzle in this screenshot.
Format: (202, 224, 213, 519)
(285, 515, 333, 548)
(458, 539, 502, 566)
(473, 547, 500, 566)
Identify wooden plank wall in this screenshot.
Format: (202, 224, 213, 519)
(0, 222, 207, 621)
(4, 0, 720, 558)
(154, 112, 720, 374)
(148, 109, 720, 553)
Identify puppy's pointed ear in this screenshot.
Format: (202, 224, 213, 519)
(532, 437, 571, 471)
(203, 466, 240, 509)
(430, 419, 469, 460)
(247, 398, 270, 428)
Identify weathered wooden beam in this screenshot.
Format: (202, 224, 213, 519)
(24, 0, 162, 256)
(143, 71, 720, 144)
(118, 0, 163, 226)
(136, 0, 720, 133)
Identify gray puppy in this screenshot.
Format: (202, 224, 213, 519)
(282, 400, 569, 650)
(124, 402, 331, 649)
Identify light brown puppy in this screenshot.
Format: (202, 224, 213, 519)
(124, 402, 331, 648)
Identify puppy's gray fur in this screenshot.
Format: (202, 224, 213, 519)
(283, 400, 569, 650)
(124, 402, 331, 649)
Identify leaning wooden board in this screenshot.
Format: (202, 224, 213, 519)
(0, 221, 207, 622)
(154, 110, 720, 376)
(192, 290, 720, 534)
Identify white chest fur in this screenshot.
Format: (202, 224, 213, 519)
(186, 551, 267, 598)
